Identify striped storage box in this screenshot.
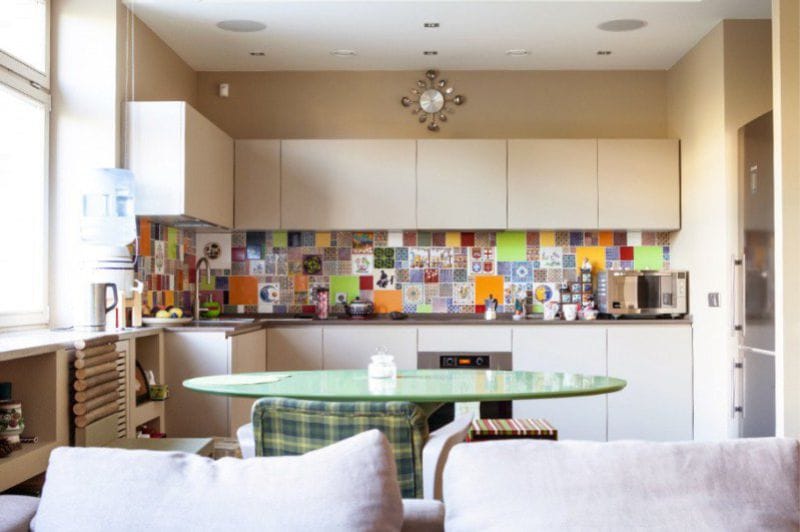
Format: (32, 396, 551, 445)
(467, 418, 558, 442)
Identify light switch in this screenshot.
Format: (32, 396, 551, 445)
(708, 292, 720, 307)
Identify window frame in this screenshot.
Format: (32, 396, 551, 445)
(0, 1, 51, 329)
(0, 0, 50, 89)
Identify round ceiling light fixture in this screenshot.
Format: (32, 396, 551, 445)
(216, 20, 266, 32)
(330, 49, 357, 57)
(597, 19, 647, 32)
(505, 49, 530, 57)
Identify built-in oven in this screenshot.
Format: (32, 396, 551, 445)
(417, 351, 512, 431)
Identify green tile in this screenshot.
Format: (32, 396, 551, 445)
(496, 231, 526, 262)
(416, 304, 432, 314)
(167, 227, 178, 260)
(633, 246, 663, 270)
(330, 275, 359, 304)
(273, 231, 288, 248)
(200, 275, 216, 291)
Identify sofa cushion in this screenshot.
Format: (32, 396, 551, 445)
(33, 430, 403, 532)
(444, 438, 800, 531)
(401, 499, 444, 532)
(0, 495, 39, 532)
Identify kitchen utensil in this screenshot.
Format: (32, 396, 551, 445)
(343, 297, 374, 318)
(390, 311, 408, 320)
(78, 282, 118, 331)
(315, 288, 329, 320)
(484, 294, 498, 321)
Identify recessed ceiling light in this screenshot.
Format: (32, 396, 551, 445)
(597, 50, 612, 56)
(249, 51, 266, 56)
(216, 20, 266, 33)
(330, 49, 357, 57)
(423, 51, 438, 56)
(597, 19, 647, 32)
(424, 22, 440, 28)
(505, 49, 530, 57)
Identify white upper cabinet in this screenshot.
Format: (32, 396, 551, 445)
(281, 140, 416, 230)
(508, 139, 598, 229)
(234, 140, 280, 229)
(126, 101, 234, 228)
(416, 140, 507, 229)
(597, 139, 680, 230)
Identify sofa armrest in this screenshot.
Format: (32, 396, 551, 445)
(422, 413, 473, 500)
(0, 495, 39, 532)
(402, 498, 444, 532)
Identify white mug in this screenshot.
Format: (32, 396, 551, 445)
(563, 304, 578, 321)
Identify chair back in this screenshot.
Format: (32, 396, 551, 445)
(252, 397, 428, 498)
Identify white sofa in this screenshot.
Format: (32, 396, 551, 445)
(2, 435, 799, 531)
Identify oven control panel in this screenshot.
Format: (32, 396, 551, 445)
(417, 351, 512, 371)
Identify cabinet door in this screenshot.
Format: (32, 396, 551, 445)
(417, 140, 507, 229)
(418, 326, 512, 352)
(512, 327, 607, 441)
(267, 327, 323, 371)
(184, 103, 235, 228)
(508, 139, 598, 229)
(281, 140, 416, 229)
(234, 140, 280, 229)
(597, 139, 680, 230)
(323, 327, 417, 370)
(607, 325, 693, 441)
(229, 330, 267, 435)
(164, 332, 230, 438)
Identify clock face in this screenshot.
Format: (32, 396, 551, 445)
(419, 89, 445, 113)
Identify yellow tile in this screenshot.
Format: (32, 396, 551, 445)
(576, 246, 606, 273)
(315, 232, 331, 247)
(445, 232, 461, 247)
(540, 231, 556, 247)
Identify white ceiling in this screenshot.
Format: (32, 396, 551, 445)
(125, 0, 771, 71)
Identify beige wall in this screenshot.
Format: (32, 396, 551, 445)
(667, 20, 772, 440)
(194, 70, 667, 139)
(772, 0, 800, 438)
(129, 12, 197, 106)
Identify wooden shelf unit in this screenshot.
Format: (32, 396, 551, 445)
(128, 334, 165, 437)
(0, 349, 70, 492)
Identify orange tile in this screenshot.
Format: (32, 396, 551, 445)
(229, 276, 258, 305)
(474, 275, 504, 306)
(164, 291, 174, 307)
(374, 290, 403, 314)
(139, 219, 151, 256)
(599, 231, 614, 247)
(294, 274, 309, 292)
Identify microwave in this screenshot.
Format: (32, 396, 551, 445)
(597, 270, 689, 318)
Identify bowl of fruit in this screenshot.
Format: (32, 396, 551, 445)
(142, 305, 192, 327)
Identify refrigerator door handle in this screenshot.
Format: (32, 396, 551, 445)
(741, 253, 747, 338)
(732, 359, 744, 419)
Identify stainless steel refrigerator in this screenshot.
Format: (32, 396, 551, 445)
(733, 111, 775, 437)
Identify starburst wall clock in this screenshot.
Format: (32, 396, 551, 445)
(401, 70, 465, 132)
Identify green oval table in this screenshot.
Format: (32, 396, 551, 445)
(184, 369, 627, 417)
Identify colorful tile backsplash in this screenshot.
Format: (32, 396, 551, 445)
(135, 219, 196, 310)
(133, 226, 671, 316)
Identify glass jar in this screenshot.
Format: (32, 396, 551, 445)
(368, 347, 397, 380)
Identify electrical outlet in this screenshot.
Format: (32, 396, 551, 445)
(708, 292, 720, 307)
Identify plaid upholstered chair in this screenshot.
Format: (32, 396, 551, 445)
(238, 397, 472, 500)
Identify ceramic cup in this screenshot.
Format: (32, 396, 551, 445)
(543, 302, 559, 321)
(149, 385, 169, 401)
(562, 304, 579, 321)
(0, 401, 24, 448)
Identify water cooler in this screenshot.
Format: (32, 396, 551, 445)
(77, 168, 142, 331)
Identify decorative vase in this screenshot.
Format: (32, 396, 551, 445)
(0, 401, 24, 451)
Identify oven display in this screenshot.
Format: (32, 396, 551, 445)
(441, 355, 488, 368)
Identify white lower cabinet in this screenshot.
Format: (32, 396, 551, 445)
(417, 326, 512, 352)
(607, 325, 693, 441)
(323, 327, 417, 370)
(512, 327, 608, 441)
(165, 330, 266, 438)
(267, 327, 323, 370)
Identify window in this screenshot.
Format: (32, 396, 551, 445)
(0, 0, 49, 327)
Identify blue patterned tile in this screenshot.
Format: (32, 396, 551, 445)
(512, 261, 533, 283)
(454, 269, 468, 282)
(301, 231, 315, 247)
(621, 260, 634, 270)
(605, 246, 620, 260)
(563, 254, 576, 268)
(497, 262, 512, 275)
(403, 304, 417, 313)
(410, 269, 424, 283)
(569, 232, 583, 245)
(439, 269, 454, 283)
(395, 247, 408, 260)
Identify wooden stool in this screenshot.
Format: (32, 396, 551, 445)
(105, 437, 215, 457)
(467, 418, 558, 442)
